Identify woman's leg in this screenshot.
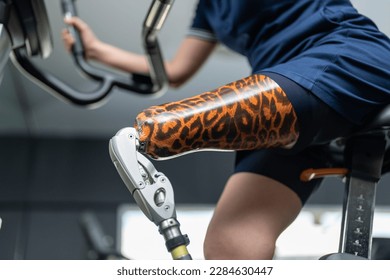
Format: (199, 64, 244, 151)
(203, 172, 302, 260)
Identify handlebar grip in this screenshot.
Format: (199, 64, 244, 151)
(144, 0, 174, 33)
(61, 0, 84, 56)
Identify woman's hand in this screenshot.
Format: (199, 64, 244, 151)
(60, 17, 217, 88)
(61, 17, 102, 60)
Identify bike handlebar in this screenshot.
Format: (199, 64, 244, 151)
(11, 0, 172, 107)
(61, 0, 83, 57)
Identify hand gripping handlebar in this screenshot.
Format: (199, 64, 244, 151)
(10, 0, 173, 107)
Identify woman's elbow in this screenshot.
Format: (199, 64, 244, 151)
(167, 73, 191, 88)
(165, 62, 194, 88)
(169, 79, 187, 88)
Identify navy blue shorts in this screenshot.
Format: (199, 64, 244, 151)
(234, 72, 357, 205)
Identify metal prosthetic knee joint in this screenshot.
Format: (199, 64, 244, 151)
(109, 127, 191, 260)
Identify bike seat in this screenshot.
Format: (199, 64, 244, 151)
(301, 105, 390, 182)
(358, 104, 390, 134)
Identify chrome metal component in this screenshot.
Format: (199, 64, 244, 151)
(5, 5, 25, 49)
(109, 127, 176, 225)
(339, 177, 377, 259)
(31, 0, 53, 58)
(159, 218, 182, 241)
(144, 0, 174, 32)
(0, 25, 11, 83)
(158, 218, 191, 258)
(154, 188, 166, 207)
(142, 0, 174, 94)
(110, 127, 191, 259)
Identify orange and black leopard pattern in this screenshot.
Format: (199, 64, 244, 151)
(135, 74, 299, 159)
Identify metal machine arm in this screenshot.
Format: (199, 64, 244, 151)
(109, 127, 192, 260)
(9, 0, 173, 107)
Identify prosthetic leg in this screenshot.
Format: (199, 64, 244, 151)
(109, 74, 299, 259)
(135, 74, 299, 159)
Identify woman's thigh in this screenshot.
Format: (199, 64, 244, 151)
(204, 172, 302, 260)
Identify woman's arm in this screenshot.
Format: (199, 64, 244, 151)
(165, 37, 217, 87)
(62, 17, 217, 87)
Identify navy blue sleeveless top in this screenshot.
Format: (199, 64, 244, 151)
(189, 0, 390, 124)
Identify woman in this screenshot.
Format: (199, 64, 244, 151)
(63, 0, 390, 259)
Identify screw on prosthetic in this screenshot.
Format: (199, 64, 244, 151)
(135, 74, 299, 159)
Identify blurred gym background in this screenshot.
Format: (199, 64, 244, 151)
(0, 0, 389, 259)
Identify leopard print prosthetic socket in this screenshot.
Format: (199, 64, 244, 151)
(135, 74, 299, 159)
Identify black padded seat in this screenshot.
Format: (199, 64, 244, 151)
(360, 105, 390, 133)
(320, 105, 390, 260)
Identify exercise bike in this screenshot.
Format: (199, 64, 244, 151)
(109, 104, 390, 261)
(300, 105, 390, 260)
(0, 0, 173, 106)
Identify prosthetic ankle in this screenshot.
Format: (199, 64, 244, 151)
(135, 74, 299, 159)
